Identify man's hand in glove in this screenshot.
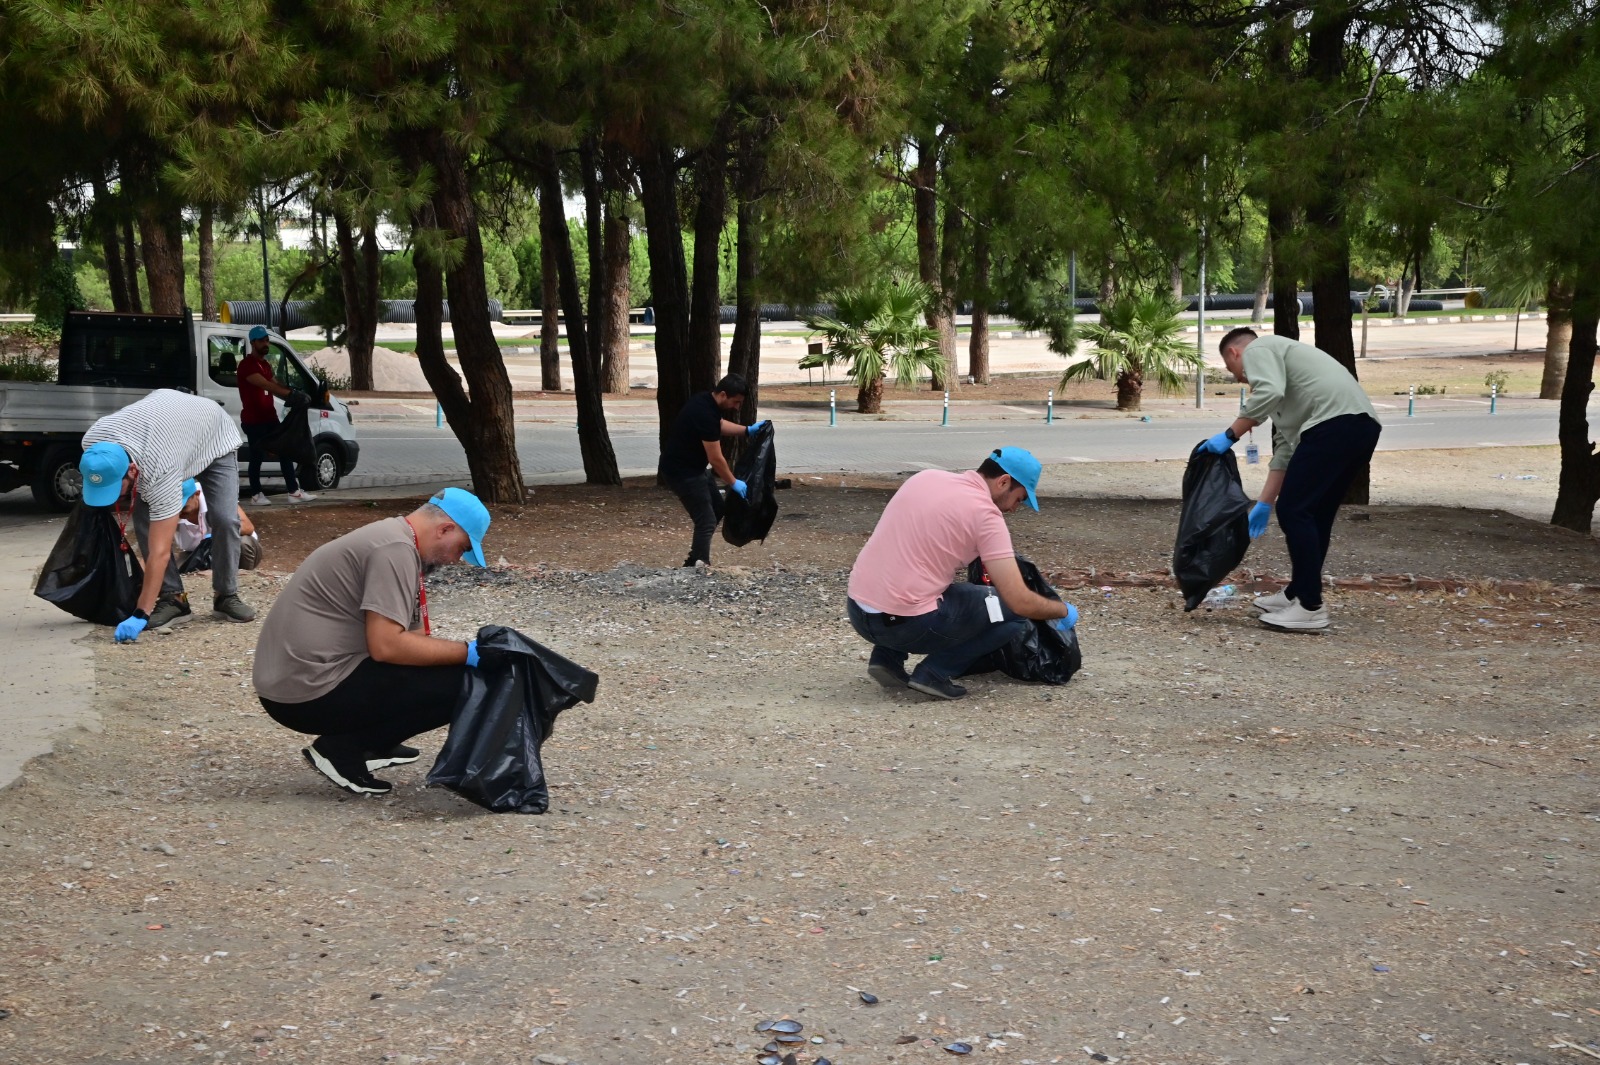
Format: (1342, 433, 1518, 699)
(1198, 429, 1237, 454)
(1049, 604, 1080, 632)
(465, 639, 480, 667)
(731, 479, 749, 499)
(115, 614, 148, 643)
(747, 419, 770, 435)
(1248, 501, 1273, 539)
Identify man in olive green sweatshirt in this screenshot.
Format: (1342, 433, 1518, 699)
(1196, 327, 1382, 632)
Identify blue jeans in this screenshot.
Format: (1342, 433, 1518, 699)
(243, 421, 300, 495)
(1278, 413, 1382, 610)
(847, 583, 1030, 683)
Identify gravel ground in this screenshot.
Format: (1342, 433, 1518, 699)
(2, 481, 1599, 1065)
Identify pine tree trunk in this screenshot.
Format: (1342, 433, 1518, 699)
(412, 205, 472, 429)
(579, 138, 609, 387)
(688, 129, 730, 394)
(538, 215, 562, 391)
(858, 373, 884, 414)
(1267, 198, 1299, 340)
(120, 217, 143, 313)
(137, 204, 185, 315)
(937, 203, 961, 389)
(968, 228, 990, 385)
(639, 141, 692, 458)
(1551, 273, 1600, 532)
(1098, 258, 1116, 305)
(1542, 275, 1573, 400)
(601, 182, 633, 395)
(1170, 261, 1184, 300)
(423, 130, 525, 503)
(93, 174, 131, 313)
(1252, 246, 1270, 325)
(198, 205, 217, 321)
(728, 143, 764, 422)
(335, 214, 377, 391)
(541, 149, 620, 486)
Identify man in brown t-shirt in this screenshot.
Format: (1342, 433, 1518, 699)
(253, 488, 491, 795)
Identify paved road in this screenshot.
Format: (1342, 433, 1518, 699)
(338, 403, 1563, 487)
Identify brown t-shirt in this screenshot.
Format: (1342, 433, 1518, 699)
(253, 517, 422, 703)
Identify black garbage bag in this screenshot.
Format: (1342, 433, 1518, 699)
(427, 625, 599, 814)
(1174, 447, 1252, 611)
(961, 555, 1082, 684)
(259, 406, 316, 468)
(722, 422, 778, 547)
(33, 504, 144, 625)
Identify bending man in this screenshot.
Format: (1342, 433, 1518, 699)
(658, 372, 768, 568)
(846, 448, 1078, 701)
(79, 388, 256, 637)
(1198, 327, 1382, 632)
(252, 488, 491, 796)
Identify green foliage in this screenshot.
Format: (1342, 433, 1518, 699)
(801, 277, 944, 394)
(307, 358, 352, 392)
(1060, 292, 1200, 403)
(0, 321, 61, 380)
(1485, 369, 1510, 392)
(31, 253, 82, 329)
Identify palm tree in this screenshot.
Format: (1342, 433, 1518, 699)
(1060, 291, 1202, 411)
(801, 278, 944, 413)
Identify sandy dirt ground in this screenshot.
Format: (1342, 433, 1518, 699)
(2, 459, 1598, 1065)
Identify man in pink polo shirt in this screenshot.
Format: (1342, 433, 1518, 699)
(847, 447, 1079, 700)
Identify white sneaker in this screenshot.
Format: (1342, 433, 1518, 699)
(1259, 601, 1330, 631)
(249, 493, 271, 506)
(285, 489, 317, 503)
(1251, 590, 1293, 612)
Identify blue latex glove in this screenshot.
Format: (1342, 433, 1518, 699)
(731, 479, 749, 499)
(1248, 500, 1273, 539)
(465, 639, 480, 668)
(114, 615, 148, 643)
(1050, 604, 1080, 632)
(1198, 430, 1236, 454)
(747, 419, 770, 436)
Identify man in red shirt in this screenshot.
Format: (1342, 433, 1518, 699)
(238, 325, 315, 504)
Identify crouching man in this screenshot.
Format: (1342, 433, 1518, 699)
(846, 447, 1078, 700)
(252, 488, 492, 795)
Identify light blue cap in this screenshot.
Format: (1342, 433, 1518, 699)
(433, 487, 491, 567)
(80, 442, 130, 507)
(247, 325, 268, 341)
(182, 478, 200, 505)
(989, 446, 1042, 511)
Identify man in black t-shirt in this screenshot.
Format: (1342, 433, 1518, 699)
(658, 373, 768, 567)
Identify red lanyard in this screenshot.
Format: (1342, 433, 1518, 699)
(113, 481, 138, 551)
(405, 518, 431, 635)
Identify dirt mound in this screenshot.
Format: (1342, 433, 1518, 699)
(302, 345, 431, 391)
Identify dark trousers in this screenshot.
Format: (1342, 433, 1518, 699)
(847, 583, 1030, 683)
(242, 420, 300, 495)
(260, 657, 467, 758)
(133, 451, 240, 602)
(667, 470, 724, 567)
(1278, 413, 1382, 610)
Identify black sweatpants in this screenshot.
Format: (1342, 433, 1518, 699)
(260, 658, 468, 759)
(667, 470, 725, 567)
(1277, 413, 1382, 610)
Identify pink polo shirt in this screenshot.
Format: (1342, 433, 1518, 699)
(848, 470, 1015, 616)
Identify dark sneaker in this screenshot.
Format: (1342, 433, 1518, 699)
(868, 661, 911, 689)
(908, 673, 967, 700)
(303, 741, 392, 795)
(212, 594, 257, 623)
(147, 594, 193, 633)
(366, 744, 421, 771)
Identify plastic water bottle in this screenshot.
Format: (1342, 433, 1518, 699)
(1203, 584, 1237, 605)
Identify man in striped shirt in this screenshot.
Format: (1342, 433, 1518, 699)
(79, 389, 259, 639)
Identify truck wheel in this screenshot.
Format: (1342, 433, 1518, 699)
(31, 444, 82, 511)
(298, 441, 342, 492)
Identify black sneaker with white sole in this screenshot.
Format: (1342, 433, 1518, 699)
(366, 744, 421, 771)
(147, 594, 192, 632)
(867, 661, 911, 689)
(303, 741, 392, 795)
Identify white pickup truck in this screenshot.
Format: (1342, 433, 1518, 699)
(0, 310, 360, 509)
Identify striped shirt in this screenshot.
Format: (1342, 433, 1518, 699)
(82, 389, 244, 520)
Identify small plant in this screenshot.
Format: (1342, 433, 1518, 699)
(1414, 384, 1446, 396)
(307, 359, 352, 392)
(1484, 369, 1510, 393)
(0, 352, 56, 382)
(801, 278, 943, 414)
(1060, 291, 1201, 411)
